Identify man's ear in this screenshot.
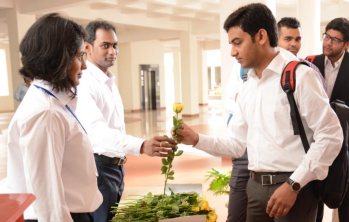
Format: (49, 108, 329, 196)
(85, 42, 92, 54)
(344, 41, 349, 50)
(256, 29, 268, 46)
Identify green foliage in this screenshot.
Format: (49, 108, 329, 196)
(161, 113, 185, 200)
(111, 192, 209, 222)
(205, 168, 231, 196)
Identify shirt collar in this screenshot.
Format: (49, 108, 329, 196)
(325, 51, 345, 68)
(86, 60, 115, 84)
(33, 79, 74, 105)
(248, 47, 299, 79)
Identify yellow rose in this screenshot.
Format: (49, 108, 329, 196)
(206, 211, 218, 222)
(173, 103, 185, 113)
(191, 207, 199, 212)
(200, 201, 210, 211)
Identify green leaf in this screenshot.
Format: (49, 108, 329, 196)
(162, 158, 169, 165)
(172, 205, 179, 213)
(173, 116, 177, 126)
(168, 171, 174, 175)
(161, 166, 168, 174)
(168, 176, 174, 180)
(208, 178, 230, 195)
(169, 187, 175, 195)
(175, 150, 183, 156)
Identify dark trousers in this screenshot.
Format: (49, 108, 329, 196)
(246, 179, 319, 222)
(92, 160, 125, 222)
(25, 213, 93, 222)
(227, 151, 249, 222)
(316, 188, 349, 222)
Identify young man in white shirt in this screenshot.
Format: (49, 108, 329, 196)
(307, 17, 349, 222)
(76, 21, 177, 222)
(277, 17, 326, 91)
(175, 3, 343, 221)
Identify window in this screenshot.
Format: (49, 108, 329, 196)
(0, 49, 9, 96)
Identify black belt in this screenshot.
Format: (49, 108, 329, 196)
(94, 154, 127, 165)
(250, 171, 292, 186)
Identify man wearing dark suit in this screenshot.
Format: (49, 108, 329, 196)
(308, 17, 349, 222)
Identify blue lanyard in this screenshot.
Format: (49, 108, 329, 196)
(34, 84, 87, 134)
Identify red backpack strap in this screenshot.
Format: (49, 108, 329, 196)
(305, 55, 316, 63)
(280, 61, 310, 139)
(281, 61, 309, 93)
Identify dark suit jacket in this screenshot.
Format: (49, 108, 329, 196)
(312, 50, 349, 106)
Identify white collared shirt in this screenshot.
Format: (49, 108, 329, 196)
(76, 61, 144, 158)
(6, 79, 102, 221)
(195, 48, 343, 187)
(325, 51, 345, 97)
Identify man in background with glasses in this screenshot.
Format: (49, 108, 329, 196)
(308, 17, 349, 222)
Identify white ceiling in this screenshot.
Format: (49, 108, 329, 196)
(0, 0, 348, 45)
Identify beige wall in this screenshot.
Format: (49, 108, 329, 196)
(0, 43, 14, 112)
(118, 40, 165, 112)
(117, 43, 134, 112)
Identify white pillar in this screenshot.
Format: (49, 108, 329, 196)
(297, 0, 321, 58)
(6, 8, 35, 110)
(172, 49, 182, 104)
(266, 0, 276, 17)
(197, 42, 208, 106)
(219, 1, 244, 123)
(180, 30, 199, 116)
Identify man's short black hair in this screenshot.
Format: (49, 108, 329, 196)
(85, 20, 116, 45)
(325, 18, 349, 42)
(223, 3, 278, 47)
(19, 13, 86, 97)
(277, 17, 301, 34)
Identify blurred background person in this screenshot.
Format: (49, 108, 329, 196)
(14, 77, 32, 102)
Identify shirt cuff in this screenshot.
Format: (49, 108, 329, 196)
(290, 165, 315, 188)
(126, 136, 145, 156)
(193, 134, 210, 152)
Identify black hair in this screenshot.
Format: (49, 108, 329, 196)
(325, 18, 349, 42)
(277, 17, 301, 34)
(85, 20, 116, 45)
(19, 13, 86, 97)
(223, 3, 278, 47)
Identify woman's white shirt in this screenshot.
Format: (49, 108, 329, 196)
(6, 79, 102, 221)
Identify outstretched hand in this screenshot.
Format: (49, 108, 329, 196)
(141, 135, 177, 157)
(171, 123, 199, 146)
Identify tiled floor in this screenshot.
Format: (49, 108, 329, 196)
(0, 101, 334, 221)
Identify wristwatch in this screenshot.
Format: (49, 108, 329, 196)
(286, 178, 301, 192)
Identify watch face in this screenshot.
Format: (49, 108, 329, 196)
(292, 182, 301, 191)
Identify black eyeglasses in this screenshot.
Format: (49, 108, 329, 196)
(323, 33, 347, 45)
